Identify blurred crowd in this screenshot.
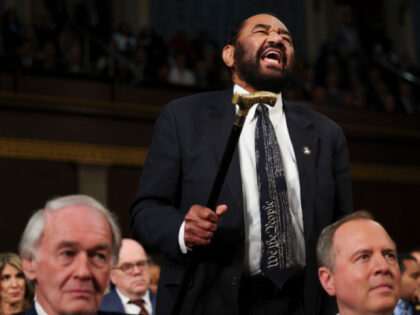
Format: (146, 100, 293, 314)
(0, 1, 419, 115)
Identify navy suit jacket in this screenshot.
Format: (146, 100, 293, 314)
(130, 89, 353, 315)
(99, 287, 156, 315)
(14, 303, 125, 315)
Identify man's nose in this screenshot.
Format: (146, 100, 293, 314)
(132, 264, 143, 275)
(267, 31, 286, 45)
(373, 255, 392, 275)
(74, 253, 92, 279)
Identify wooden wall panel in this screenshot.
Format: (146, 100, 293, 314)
(0, 158, 77, 252)
(353, 181, 420, 252)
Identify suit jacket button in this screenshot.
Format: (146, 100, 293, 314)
(232, 276, 239, 286)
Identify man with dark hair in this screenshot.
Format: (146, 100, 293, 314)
(410, 249, 420, 314)
(131, 13, 353, 315)
(317, 211, 401, 315)
(411, 250, 420, 264)
(393, 253, 420, 315)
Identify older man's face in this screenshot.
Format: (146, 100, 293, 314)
(319, 219, 400, 314)
(110, 239, 150, 300)
(24, 206, 112, 315)
(224, 14, 294, 93)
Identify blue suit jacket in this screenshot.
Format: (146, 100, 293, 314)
(130, 88, 353, 315)
(15, 303, 125, 315)
(99, 287, 156, 315)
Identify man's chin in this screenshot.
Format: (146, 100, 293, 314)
(58, 306, 97, 315)
(132, 284, 148, 294)
(367, 296, 399, 314)
(59, 299, 99, 315)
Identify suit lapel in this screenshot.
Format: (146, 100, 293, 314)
(284, 102, 318, 243)
(26, 303, 38, 315)
(112, 288, 125, 313)
(209, 89, 243, 211)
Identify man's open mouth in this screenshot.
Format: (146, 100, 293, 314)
(259, 46, 286, 68)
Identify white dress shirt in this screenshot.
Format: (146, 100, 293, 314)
(179, 85, 305, 274)
(34, 300, 48, 315)
(115, 288, 152, 315)
(234, 85, 305, 275)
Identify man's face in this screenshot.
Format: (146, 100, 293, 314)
(223, 14, 294, 93)
(410, 252, 420, 302)
(400, 259, 420, 301)
(23, 206, 113, 315)
(110, 239, 150, 300)
(319, 219, 400, 314)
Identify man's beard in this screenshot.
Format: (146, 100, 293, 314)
(233, 42, 294, 93)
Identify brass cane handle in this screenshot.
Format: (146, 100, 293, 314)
(232, 91, 278, 117)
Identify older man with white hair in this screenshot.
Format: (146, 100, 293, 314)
(16, 194, 122, 315)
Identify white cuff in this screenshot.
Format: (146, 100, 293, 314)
(178, 221, 189, 254)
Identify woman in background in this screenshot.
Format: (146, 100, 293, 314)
(0, 252, 32, 315)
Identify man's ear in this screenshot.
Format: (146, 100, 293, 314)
(222, 45, 235, 68)
(109, 269, 117, 286)
(22, 258, 37, 281)
(318, 267, 336, 297)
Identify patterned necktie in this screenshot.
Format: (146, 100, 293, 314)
(130, 299, 149, 315)
(255, 104, 297, 288)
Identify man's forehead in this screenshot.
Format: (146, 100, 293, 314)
(334, 219, 395, 254)
(242, 14, 288, 32)
(119, 240, 146, 262)
(403, 259, 420, 272)
(41, 206, 112, 246)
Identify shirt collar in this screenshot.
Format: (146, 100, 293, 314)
(116, 287, 131, 305)
(233, 84, 284, 127)
(34, 300, 48, 315)
(116, 287, 150, 306)
(396, 298, 413, 310)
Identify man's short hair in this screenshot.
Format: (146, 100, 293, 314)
(19, 194, 121, 266)
(317, 210, 374, 270)
(224, 12, 283, 46)
(398, 253, 417, 273)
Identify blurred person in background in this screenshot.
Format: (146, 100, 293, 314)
(410, 249, 420, 314)
(0, 253, 32, 315)
(100, 238, 156, 315)
(147, 263, 160, 294)
(394, 253, 420, 315)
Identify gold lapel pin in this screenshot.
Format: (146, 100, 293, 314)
(302, 146, 311, 155)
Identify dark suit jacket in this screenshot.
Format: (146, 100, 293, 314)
(130, 89, 353, 315)
(99, 287, 156, 315)
(14, 303, 126, 315)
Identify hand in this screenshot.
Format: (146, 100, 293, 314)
(184, 204, 227, 248)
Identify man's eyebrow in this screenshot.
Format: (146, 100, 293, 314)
(56, 241, 110, 251)
(57, 241, 78, 249)
(350, 248, 372, 259)
(89, 243, 111, 251)
(252, 24, 292, 37)
(252, 23, 270, 31)
(382, 248, 397, 254)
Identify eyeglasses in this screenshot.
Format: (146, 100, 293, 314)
(114, 260, 149, 274)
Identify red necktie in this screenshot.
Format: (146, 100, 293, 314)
(130, 299, 149, 315)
